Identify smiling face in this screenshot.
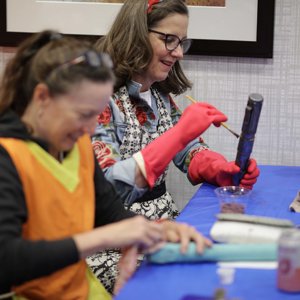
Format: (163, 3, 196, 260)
(24, 80, 113, 158)
(133, 13, 189, 92)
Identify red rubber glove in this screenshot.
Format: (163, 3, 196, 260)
(239, 158, 260, 189)
(188, 150, 260, 189)
(134, 103, 227, 188)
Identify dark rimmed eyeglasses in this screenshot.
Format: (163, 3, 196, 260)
(149, 29, 192, 54)
(46, 51, 113, 80)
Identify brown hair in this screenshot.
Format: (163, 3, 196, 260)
(96, 0, 192, 95)
(0, 30, 114, 116)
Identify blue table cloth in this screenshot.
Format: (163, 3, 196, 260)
(115, 165, 300, 300)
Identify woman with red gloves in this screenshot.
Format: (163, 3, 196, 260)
(89, 0, 259, 292)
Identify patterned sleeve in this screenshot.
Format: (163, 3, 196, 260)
(168, 95, 210, 173)
(92, 100, 146, 206)
(93, 105, 120, 171)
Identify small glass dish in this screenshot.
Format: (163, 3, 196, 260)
(214, 186, 252, 214)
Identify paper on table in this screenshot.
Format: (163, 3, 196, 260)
(210, 221, 286, 244)
(216, 213, 294, 227)
(218, 261, 278, 269)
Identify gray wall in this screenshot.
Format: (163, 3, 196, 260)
(1, 0, 299, 210)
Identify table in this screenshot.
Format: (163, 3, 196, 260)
(115, 165, 300, 300)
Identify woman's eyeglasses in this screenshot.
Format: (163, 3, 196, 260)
(149, 29, 192, 54)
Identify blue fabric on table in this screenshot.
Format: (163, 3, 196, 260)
(177, 166, 300, 237)
(116, 166, 300, 300)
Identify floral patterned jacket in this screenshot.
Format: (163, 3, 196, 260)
(92, 81, 209, 206)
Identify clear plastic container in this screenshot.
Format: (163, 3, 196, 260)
(214, 186, 252, 214)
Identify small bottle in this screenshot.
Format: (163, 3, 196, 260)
(214, 268, 236, 300)
(214, 287, 226, 300)
(277, 228, 300, 292)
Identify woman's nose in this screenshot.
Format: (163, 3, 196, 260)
(171, 45, 184, 59)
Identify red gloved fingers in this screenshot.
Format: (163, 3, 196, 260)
(216, 162, 240, 186)
(207, 106, 228, 127)
(214, 162, 238, 186)
(240, 177, 257, 189)
(198, 102, 223, 110)
(242, 159, 260, 179)
(187, 102, 228, 128)
(177, 102, 228, 146)
(246, 159, 258, 173)
(219, 160, 259, 189)
(239, 183, 255, 190)
(242, 170, 260, 180)
(212, 119, 227, 128)
(221, 159, 259, 178)
(199, 102, 228, 127)
(240, 159, 259, 189)
(240, 177, 258, 186)
(213, 122, 222, 128)
(219, 161, 240, 175)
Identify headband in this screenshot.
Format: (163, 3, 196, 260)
(147, 0, 163, 14)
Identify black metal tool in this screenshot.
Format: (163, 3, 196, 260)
(233, 93, 264, 185)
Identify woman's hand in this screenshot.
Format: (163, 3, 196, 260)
(159, 220, 212, 253)
(188, 150, 260, 190)
(74, 216, 165, 259)
(239, 158, 260, 189)
(114, 246, 139, 295)
(112, 218, 211, 295)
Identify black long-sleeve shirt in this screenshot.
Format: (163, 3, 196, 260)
(0, 110, 134, 293)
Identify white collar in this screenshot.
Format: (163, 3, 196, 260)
(139, 89, 152, 107)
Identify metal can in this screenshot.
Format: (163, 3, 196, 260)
(277, 228, 300, 292)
